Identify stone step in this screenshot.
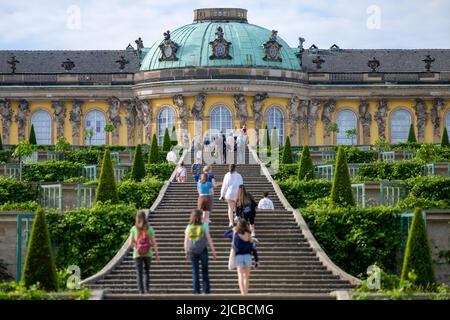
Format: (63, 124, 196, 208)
(103, 272, 337, 279)
(89, 286, 354, 293)
(104, 293, 336, 300)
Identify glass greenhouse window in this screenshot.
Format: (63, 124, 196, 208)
(266, 106, 285, 146)
(31, 110, 52, 145)
(85, 110, 106, 145)
(336, 110, 357, 145)
(390, 109, 412, 144)
(210, 105, 232, 136)
(157, 106, 176, 145)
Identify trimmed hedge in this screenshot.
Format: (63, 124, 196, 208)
(29, 125, 37, 145)
(148, 134, 160, 164)
(65, 149, 101, 165)
(281, 136, 294, 164)
(117, 177, 164, 209)
(95, 149, 119, 204)
(442, 127, 450, 147)
(162, 128, 171, 152)
(278, 177, 332, 208)
(405, 176, 450, 202)
(130, 144, 145, 182)
(302, 206, 401, 277)
(357, 160, 422, 181)
(46, 203, 136, 277)
(0, 149, 12, 164)
(407, 124, 417, 143)
(330, 147, 355, 207)
(345, 147, 376, 164)
(297, 145, 314, 180)
(272, 164, 298, 180)
(145, 163, 176, 181)
(23, 161, 82, 182)
(0, 176, 37, 203)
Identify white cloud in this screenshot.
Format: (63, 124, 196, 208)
(0, 0, 449, 50)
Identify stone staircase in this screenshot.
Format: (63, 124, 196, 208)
(83, 148, 358, 299)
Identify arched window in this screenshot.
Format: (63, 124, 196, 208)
(209, 105, 232, 135)
(390, 109, 412, 144)
(266, 106, 285, 146)
(157, 106, 176, 145)
(446, 110, 450, 139)
(336, 110, 357, 145)
(31, 110, 52, 144)
(85, 110, 106, 145)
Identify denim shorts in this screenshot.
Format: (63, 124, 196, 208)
(235, 253, 252, 266)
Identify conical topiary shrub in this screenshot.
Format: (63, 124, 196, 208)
(330, 146, 355, 207)
(148, 134, 160, 164)
(281, 136, 294, 164)
(29, 124, 37, 145)
(171, 126, 177, 146)
(297, 145, 314, 180)
(401, 208, 436, 288)
(162, 128, 171, 152)
(0, 134, 2, 150)
(95, 148, 119, 204)
(130, 144, 145, 182)
(262, 125, 270, 149)
(21, 208, 58, 291)
(271, 127, 279, 150)
(441, 127, 450, 148)
(407, 124, 417, 143)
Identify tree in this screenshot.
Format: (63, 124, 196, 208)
(54, 136, 71, 157)
(407, 124, 417, 143)
(401, 208, 436, 288)
(84, 128, 94, 146)
(21, 208, 58, 291)
(12, 140, 35, 181)
(104, 123, 115, 145)
(95, 148, 119, 204)
(345, 128, 357, 145)
(281, 136, 294, 164)
(330, 146, 355, 207)
(148, 134, 160, 164)
(441, 127, 450, 148)
(297, 145, 314, 180)
(130, 144, 145, 181)
(162, 128, 171, 152)
(171, 126, 178, 146)
(29, 124, 37, 145)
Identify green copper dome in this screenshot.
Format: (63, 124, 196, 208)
(140, 9, 301, 72)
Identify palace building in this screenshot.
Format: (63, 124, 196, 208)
(1, 7, 450, 147)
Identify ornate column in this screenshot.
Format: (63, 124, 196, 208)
(375, 99, 388, 140)
(173, 95, 189, 136)
(359, 100, 372, 145)
(107, 97, 121, 144)
(308, 99, 320, 146)
(431, 98, 445, 142)
(0, 99, 12, 144)
(139, 99, 152, 144)
(299, 100, 309, 145)
(321, 99, 336, 145)
(252, 93, 268, 135)
(233, 94, 248, 127)
(51, 101, 66, 139)
(124, 99, 136, 146)
(414, 98, 428, 142)
(15, 99, 30, 141)
(69, 99, 83, 145)
(288, 95, 300, 145)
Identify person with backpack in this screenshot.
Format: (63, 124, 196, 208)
(220, 164, 244, 228)
(129, 210, 160, 294)
(184, 209, 217, 294)
(224, 218, 259, 295)
(236, 185, 258, 240)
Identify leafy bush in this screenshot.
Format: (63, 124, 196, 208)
(29, 124, 37, 145)
(149, 134, 160, 164)
(0, 176, 37, 203)
(281, 136, 294, 164)
(345, 147, 376, 164)
(357, 160, 422, 181)
(145, 163, 176, 180)
(23, 161, 82, 182)
(21, 208, 58, 291)
(0, 259, 13, 281)
(65, 149, 101, 165)
(272, 164, 298, 180)
(0, 201, 39, 211)
(117, 177, 164, 209)
(415, 143, 450, 163)
(397, 195, 449, 210)
(407, 124, 417, 143)
(278, 177, 331, 208)
(405, 176, 450, 202)
(330, 147, 355, 207)
(89, 145, 127, 152)
(302, 205, 401, 277)
(390, 142, 422, 150)
(0, 281, 91, 300)
(130, 144, 145, 182)
(401, 208, 436, 287)
(0, 149, 12, 163)
(95, 149, 119, 204)
(297, 145, 314, 180)
(46, 202, 136, 277)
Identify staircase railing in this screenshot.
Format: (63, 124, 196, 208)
(248, 146, 361, 286)
(81, 147, 189, 286)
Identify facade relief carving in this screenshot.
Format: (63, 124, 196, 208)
(139, 99, 152, 144)
(431, 98, 445, 142)
(191, 93, 206, 121)
(375, 99, 388, 139)
(288, 95, 300, 145)
(135, 98, 144, 144)
(321, 99, 336, 145)
(233, 94, 248, 127)
(299, 100, 309, 145)
(173, 94, 188, 133)
(51, 101, 66, 139)
(124, 99, 136, 146)
(359, 100, 372, 145)
(0, 99, 12, 144)
(414, 98, 428, 141)
(15, 99, 30, 141)
(308, 99, 320, 145)
(107, 97, 121, 144)
(252, 93, 268, 133)
(69, 99, 83, 145)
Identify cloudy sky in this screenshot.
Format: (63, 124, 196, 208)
(0, 0, 449, 50)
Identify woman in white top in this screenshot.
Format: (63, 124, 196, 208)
(220, 164, 244, 227)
